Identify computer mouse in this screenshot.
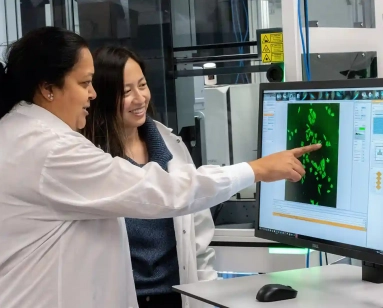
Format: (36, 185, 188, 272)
(256, 284, 298, 302)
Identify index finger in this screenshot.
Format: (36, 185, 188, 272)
(291, 144, 322, 158)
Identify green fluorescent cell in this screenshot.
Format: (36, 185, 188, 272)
(285, 102, 340, 209)
(320, 158, 325, 169)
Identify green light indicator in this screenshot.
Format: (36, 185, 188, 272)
(269, 248, 312, 255)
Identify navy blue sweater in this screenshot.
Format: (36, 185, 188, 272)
(124, 117, 180, 296)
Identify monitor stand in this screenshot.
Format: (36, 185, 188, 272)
(362, 261, 383, 283)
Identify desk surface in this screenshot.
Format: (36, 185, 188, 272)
(173, 264, 383, 308)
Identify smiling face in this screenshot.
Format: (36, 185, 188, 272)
(121, 58, 151, 130)
(49, 48, 96, 130)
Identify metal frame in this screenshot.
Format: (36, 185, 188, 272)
(175, 64, 269, 78)
(45, 1, 54, 27)
(175, 53, 259, 64)
(173, 41, 258, 52)
(281, 0, 383, 81)
(1, 0, 22, 44)
(0, 0, 7, 60)
(64, 0, 74, 31)
(172, 40, 262, 78)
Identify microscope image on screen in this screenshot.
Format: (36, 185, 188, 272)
(285, 102, 340, 208)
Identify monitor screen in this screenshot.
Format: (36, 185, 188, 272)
(256, 79, 383, 262)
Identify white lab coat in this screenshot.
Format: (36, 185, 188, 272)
(155, 121, 216, 308)
(0, 102, 254, 308)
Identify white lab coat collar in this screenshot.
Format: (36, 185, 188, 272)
(153, 119, 174, 135)
(14, 101, 73, 132)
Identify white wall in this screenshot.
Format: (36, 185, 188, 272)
(268, 0, 368, 29)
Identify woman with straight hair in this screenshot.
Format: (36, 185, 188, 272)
(83, 46, 216, 308)
(0, 26, 320, 308)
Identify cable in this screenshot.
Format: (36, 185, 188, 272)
(230, 0, 241, 84)
(303, 0, 311, 79)
(231, 0, 250, 84)
(297, 0, 310, 81)
(233, 0, 244, 83)
(241, 0, 250, 83)
(242, 0, 249, 42)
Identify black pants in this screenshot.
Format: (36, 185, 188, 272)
(137, 292, 182, 308)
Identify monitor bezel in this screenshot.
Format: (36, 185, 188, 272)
(254, 78, 383, 265)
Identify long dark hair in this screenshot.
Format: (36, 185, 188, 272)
(83, 46, 154, 158)
(0, 27, 88, 119)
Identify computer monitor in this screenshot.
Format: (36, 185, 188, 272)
(255, 79, 383, 283)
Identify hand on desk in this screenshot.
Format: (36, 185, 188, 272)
(249, 144, 322, 183)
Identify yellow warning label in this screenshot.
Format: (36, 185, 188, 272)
(263, 53, 271, 63)
(261, 34, 270, 43)
(270, 33, 283, 43)
(271, 53, 284, 62)
(271, 43, 283, 53)
(262, 44, 271, 53)
(261, 32, 284, 63)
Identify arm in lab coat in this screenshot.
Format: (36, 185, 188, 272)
(39, 132, 255, 220)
